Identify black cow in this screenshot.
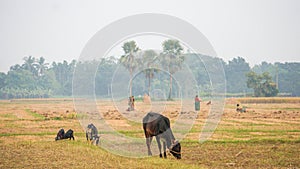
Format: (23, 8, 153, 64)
(55, 129, 75, 141)
(143, 112, 181, 159)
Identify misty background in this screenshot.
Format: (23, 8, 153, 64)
(0, 0, 299, 99)
(0, 0, 299, 73)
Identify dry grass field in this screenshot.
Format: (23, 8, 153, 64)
(0, 98, 299, 168)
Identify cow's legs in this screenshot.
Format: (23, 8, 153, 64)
(163, 141, 167, 158)
(155, 136, 162, 158)
(146, 136, 153, 156)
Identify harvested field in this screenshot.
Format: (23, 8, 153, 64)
(0, 98, 299, 168)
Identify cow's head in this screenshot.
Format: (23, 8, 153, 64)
(55, 133, 64, 141)
(170, 140, 181, 159)
(87, 124, 93, 129)
(55, 135, 62, 141)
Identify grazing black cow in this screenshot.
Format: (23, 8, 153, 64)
(86, 123, 100, 145)
(55, 129, 75, 141)
(143, 112, 181, 159)
(55, 128, 65, 140)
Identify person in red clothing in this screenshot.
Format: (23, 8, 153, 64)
(195, 95, 201, 111)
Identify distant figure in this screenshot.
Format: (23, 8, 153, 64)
(131, 96, 135, 110)
(236, 104, 246, 113)
(127, 96, 135, 111)
(195, 95, 202, 111)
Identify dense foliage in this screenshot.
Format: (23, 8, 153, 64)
(252, 62, 300, 96)
(0, 42, 299, 99)
(246, 71, 279, 97)
(0, 56, 76, 99)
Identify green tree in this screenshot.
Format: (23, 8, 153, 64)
(184, 53, 221, 95)
(22, 56, 36, 75)
(119, 41, 140, 96)
(141, 50, 159, 95)
(50, 60, 76, 95)
(0, 72, 6, 89)
(275, 62, 300, 96)
(251, 62, 300, 96)
(95, 57, 118, 97)
(246, 71, 278, 97)
(252, 61, 276, 75)
(0, 56, 56, 99)
(225, 57, 250, 93)
(9, 64, 22, 71)
(161, 39, 184, 99)
(5, 69, 36, 89)
(35, 57, 49, 76)
(73, 60, 98, 97)
(0, 56, 78, 98)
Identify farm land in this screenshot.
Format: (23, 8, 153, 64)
(0, 98, 299, 168)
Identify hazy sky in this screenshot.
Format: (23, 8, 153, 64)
(0, 0, 299, 72)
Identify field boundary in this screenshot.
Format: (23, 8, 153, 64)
(233, 97, 300, 104)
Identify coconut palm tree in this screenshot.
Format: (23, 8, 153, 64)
(22, 56, 36, 74)
(161, 39, 184, 100)
(141, 50, 159, 95)
(119, 41, 140, 96)
(35, 57, 49, 76)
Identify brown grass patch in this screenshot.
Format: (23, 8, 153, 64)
(0, 98, 300, 168)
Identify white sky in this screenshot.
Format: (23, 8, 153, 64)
(0, 0, 299, 72)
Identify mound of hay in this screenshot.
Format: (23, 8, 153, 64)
(143, 94, 151, 104)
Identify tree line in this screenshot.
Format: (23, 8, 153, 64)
(0, 56, 76, 99)
(0, 40, 299, 99)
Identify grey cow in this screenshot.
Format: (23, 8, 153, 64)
(86, 123, 100, 145)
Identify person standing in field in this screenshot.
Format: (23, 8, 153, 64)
(127, 96, 135, 111)
(131, 96, 135, 110)
(195, 95, 201, 111)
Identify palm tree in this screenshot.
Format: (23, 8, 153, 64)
(22, 56, 36, 74)
(161, 39, 184, 99)
(35, 57, 49, 76)
(119, 41, 140, 96)
(141, 50, 159, 95)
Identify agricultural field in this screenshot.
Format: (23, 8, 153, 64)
(0, 98, 299, 168)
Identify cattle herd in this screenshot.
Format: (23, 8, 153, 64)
(55, 112, 181, 159)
